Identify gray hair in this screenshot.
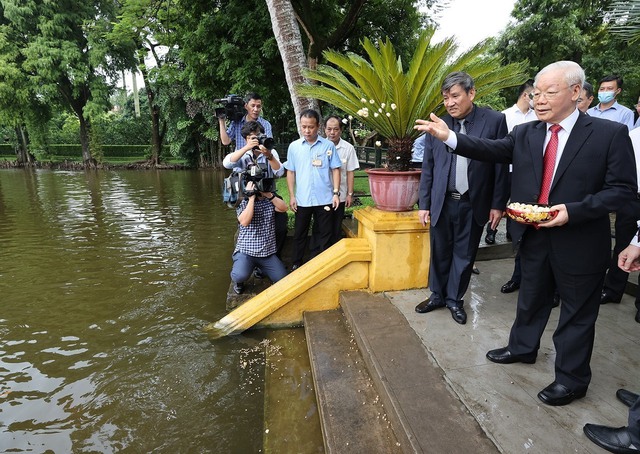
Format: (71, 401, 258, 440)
(441, 72, 475, 94)
(534, 61, 585, 88)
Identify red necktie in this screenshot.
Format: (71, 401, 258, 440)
(538, 124, 562, 204)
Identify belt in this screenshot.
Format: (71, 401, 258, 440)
(447, 191, 469, 200)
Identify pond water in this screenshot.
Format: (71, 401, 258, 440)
(0, 169, 283, 452)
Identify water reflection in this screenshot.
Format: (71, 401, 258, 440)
(0, 169, 272, 452)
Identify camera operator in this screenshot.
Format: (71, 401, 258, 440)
(223, 121, 287, 263)
(230, 181, 288, 294)
(218, 92, 273, 150)
(222, 121, 284, 177)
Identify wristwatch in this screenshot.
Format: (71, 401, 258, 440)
(267, 193, 276, 201)
(333, 189, 340, 196)
(348, 192, 354, 196)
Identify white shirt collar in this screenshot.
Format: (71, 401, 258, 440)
(547, 108, 580, 135)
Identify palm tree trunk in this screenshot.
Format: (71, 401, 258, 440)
(265, 0, 319, 133)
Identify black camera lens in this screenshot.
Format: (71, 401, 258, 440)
(256, 133, 275, 150)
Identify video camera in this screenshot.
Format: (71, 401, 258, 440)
(214, 94, 245, 122)
(241, 163, 275, 196)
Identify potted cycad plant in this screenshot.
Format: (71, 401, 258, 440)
(297, 27, 527, 211)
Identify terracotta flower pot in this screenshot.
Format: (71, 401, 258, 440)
(365, 168, 422, 212)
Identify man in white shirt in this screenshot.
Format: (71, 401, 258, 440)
(502, 79, 537, 132)
(323, 115, 359, 244)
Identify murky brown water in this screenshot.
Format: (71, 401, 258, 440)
(0, 169, 275, 452)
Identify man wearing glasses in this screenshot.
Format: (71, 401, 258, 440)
(416, 61, 636, 406)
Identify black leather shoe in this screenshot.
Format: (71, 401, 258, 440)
(415, 297, 446, 313)
(583, 424, 639, 453)
(472, 266, 480, 274)
(291, 264, 300, 272)
(616, 389, 640, 408)
(485, 230, 496, 245)
(500, 280, 520, 293)
(601, 290, 622, 305)
(537, 381, 587, 406)
(233, 282, 244, 295)
(635, 309, 640, 324)
(448, 305, 467, 324)
(486, 347, 536, 364)
(253, 268, 264, 279)
(552, 292, 560, 308)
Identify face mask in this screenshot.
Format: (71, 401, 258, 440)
(598, 91, 616, 104)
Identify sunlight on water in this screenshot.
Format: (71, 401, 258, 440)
(0, 169, 273, 452)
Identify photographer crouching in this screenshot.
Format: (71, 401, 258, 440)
(231, 180, 288, 294)
(223, 121, 287, 264)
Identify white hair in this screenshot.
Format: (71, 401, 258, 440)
(534, 61, 585, 88)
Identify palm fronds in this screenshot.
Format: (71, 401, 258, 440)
(298, 26, 528, 144)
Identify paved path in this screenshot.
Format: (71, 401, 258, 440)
(385, 258, 639, 453)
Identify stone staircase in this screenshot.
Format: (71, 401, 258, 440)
(304, 291, 498, 453)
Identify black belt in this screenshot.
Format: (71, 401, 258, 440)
(447, 191, 469, 200)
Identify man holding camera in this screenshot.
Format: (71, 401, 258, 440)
(218, 92, 273, 150)
(224, 121, 287, 263)
(285, 109, 342, 270)
(222, 121, 284, 178)
(230, 181, 288, 294)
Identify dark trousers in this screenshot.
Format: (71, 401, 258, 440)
(429, 196, 483, 308)
(231, 252, 287, 284)
(603, 207, 639, 300)
(274, 211, 288, 259)
(629, 396, 640, 446)
(509, 228, 603, 391)
(310, 202, 346, 252)
(291, 204, 333, 266)
(330, 202, 346, 245)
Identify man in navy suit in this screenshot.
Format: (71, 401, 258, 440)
(416, 61, 637, 406)
(415, 72, 509, 324)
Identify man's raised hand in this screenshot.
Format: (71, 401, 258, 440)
(415, 113, 451, 142)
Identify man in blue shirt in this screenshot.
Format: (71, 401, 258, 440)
(587, 75, 634, 130)
(218, 92, 273, 150)
(285, 109, 342, 270)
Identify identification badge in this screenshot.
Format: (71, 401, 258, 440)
(312, 159, 322, 167)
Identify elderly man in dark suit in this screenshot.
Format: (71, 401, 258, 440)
(416, 61, 637, 406)
(414, 71, 509, 325)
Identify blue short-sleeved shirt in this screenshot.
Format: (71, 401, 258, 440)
(226, 116, 273, 150)
(587, 102, 634, 130)
(284, 136, 341, 206)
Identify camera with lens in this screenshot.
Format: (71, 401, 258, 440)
(254, 133, 275, 151)
(241, 163, 275, 197)
(214, 94, 245, 122)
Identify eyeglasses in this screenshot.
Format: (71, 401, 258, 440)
(529, 84, 579, 101)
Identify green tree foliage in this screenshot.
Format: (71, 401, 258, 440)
(1, 0, 128, 165)
(0, 2, 51, 163)
(299, 28, 527, 170)
(293, 0, 436, 64)
(495, 0, 640, 108)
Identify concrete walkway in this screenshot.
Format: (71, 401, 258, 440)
(384, 258, 639, 453)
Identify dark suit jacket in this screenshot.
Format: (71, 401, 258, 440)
(418, 106, 509, 227)
(455, 112, 637, 275)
